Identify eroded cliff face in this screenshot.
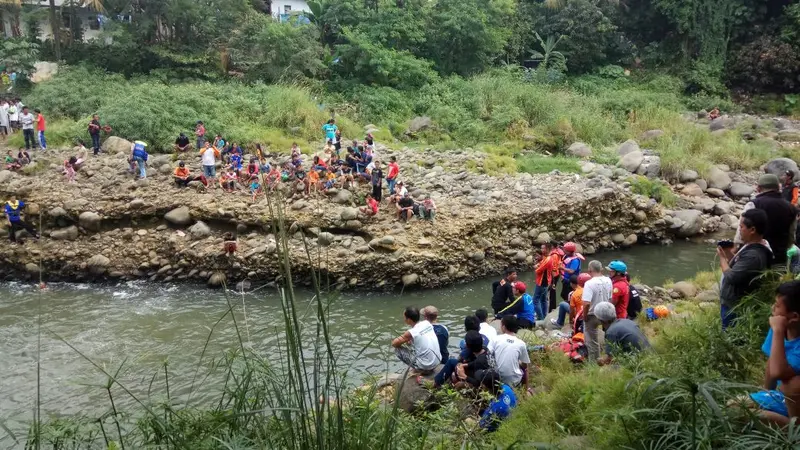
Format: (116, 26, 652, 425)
(0, 141, 674, 290)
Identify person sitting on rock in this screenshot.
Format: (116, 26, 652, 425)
(229, 151, 243, 173)
(64, 156, 79, 183)
(488, 315, 530, 391)
(323, 167, 337, 191)
(323, 139, 335, 156)
(4, 150, 20, 170)
(4, 195, 39, 243)
(174, 132, 191, 153)
(173, 161, 207, 188)
(360, 193, 379, 217)
(307, 168, 320, 195)
(708, 107, 721, 120)
(16, 148, 30, 166)
(222, 232, 237, 257)
(454, 331, 492, 389)
(592, 301, 650, 366)
(747, 280, 800, 427)
(397, 194, 414, 221)
(249, 178, 262, 201)
(478, 370, 517, 432)
(553, 273, 590, 328)
(312, 155, 327, 172)
(266, 165, 281, 191)
(220, 167, 238, 192)
(244, 157, 259, 183)
(422, 305, 449, 362)
(391, 306, 442, 374)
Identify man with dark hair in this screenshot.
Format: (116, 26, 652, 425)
(491, 268, 518, 316)
(736, 174, 796, 268)
(4, 195, 39, 243)
(392, 306, 442, 372)
(748, 280, 800, 426)
(488, 316, 530, 391)
(719, 208, 773, 329)
(459, 315, 490, 359)
(533, 242, 557, 321)
(475, 308, 497, 341)
(432, 330, 488, 388)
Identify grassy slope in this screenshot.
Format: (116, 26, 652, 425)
(15, 67, 797, 181)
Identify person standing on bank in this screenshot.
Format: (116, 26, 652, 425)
(4, 195, 39, 243)
(130, 140, 149, 180)
(720, 208, 773, 329)
(19, 106, 35, 151)
(491, 268, 518, 316)
(736, 174, 796, 269)
(581, 260, 613, 362)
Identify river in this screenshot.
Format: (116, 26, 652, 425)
(0, 241, 717, 445)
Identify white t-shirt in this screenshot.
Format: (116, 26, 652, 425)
(488, 333, 530, 386)
(200, 148, 216, 166)
(408, 320, 441, 370)
(479, 322, 498, 342)
(0, 104, 8, 127)
(397, 185, 408, 197)
(20, 112, 34, 130)
(8, 104, 18, 121)
(582, 276, 613, 315)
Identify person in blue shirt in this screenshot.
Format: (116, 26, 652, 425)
(749, 280, 800, 426)
(422, 306, 449, 362)
(130, 140, 148, 180)
(560, 242, 583, 302)
(229, 153, 243, 172)
(5, 196, 39, 243)
(494, 282, 535, 329)
(322, 119, 338, 143)
(479, 370, 517, 432)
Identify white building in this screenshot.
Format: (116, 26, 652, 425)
(1, 0, 104, 42)
(272, 0, 311, 22)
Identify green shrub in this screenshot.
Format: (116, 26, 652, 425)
(627, 175, 677, 206)
(517, 154, 581, 174)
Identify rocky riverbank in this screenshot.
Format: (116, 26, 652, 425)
(0, 122, 793, 291)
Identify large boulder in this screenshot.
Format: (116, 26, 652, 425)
(620, 150, 644, 173)
(86, 254, 111, 275)
(408, 116, 433, 133)
(0, 170, 14, 184)
(164, 206, 193, 226)
(333, 189, 353, 205)
(567, 142, 592, 157)
(706, 167, 731, 190)
(617, 139, 640, 156)
(672, 281, 698, 299)
(637, 155, 661, 178)
(765, 157, 800, 180)
(396, 377, 434, 413)
(50, 225, 79, 241)
(709, 117, 733, 131)
(101, 136, 133, 154)
(680, 183, 704, 197)
(679, 169, 698, 183)
(189, 221, 212, 240)
(340, 207, 359, 221)
(728, 181, 754, 198)
(78, 211, 102, 231)
(672, 209, 703, 237)
(402, 273, 420, 286)
(317, 232, 335, 246)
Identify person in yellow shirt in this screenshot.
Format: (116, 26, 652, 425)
(552, 273, 591, 328)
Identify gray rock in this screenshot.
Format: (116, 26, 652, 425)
(25, 262, 39, 274)
(774, 118, 793, 130)
(778, 129, 800, 142)
(408, 116, 433, 133)
(721, 214, 739, 228)
(291, 200, 308, 211)
(639, 155, 661, 177)
(567, 142, 592, 157)
(340, 207, 359, 221)
(48, 206, 68, 218)
(402, 273, 419, 286)
(379, 236, 396, 246)
(728, 181, 754, 198)
(158, 164, 172, 175)
(101, 136, 133, 154)
(208, 272, 227, 288)
(129, 198, 145, 209)
(706, 188, 725, 198)
(50, 225, 79, 241)
(534, 232, 552, 245)
(164, 206, 192, 226)
(333, 189, 353, 204)
(471, 251, 486, 261)
(620, 151, 644, 173)
(418, 238, 432, 247)
(709, 117, 733, 131)
(623, 234, 638, 246)
(706, 167, 731, 190)
(672, 209, 703, 237)
(86, 254, 111, 275)
(695, 179, 708, 191)
(0, 170, 14, 184)
(679, 169, 698, 183)
(317, 232, 335, 246)
(617, 139, 640, 156)
(639, 129, 664, 140)
(78, 211, 102, 231)
(671, 281, 698, 299)
(765, 157, 800, 181)
(189, 221, 211, 240)
(611, 233, 625, 244)
(712, 201, 734, 216)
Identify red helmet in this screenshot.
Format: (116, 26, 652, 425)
(577, 273, 592, 287)
(513, 281, 527, 293)
(563, 242, 577, 252)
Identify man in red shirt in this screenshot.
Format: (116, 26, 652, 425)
(607, 260, 629, 319)
(387, 156, 400, 195)
(34, 109, 46, 150)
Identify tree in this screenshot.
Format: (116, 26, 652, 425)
(48, 0, 61, 60)
(0, 38, 40, 78)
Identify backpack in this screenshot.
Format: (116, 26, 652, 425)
(627, 284, 642, 319)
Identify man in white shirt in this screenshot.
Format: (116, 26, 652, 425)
(199, 142, 219, 182)
(391, 306, 442, 372)
(7, 99, 18, 132)
(0, 100, 9, 137)
(581, 260, 613, 362)
(475, 308, 498, 341)
(19, 106, 36, 150)
(488, 315, 530, 391)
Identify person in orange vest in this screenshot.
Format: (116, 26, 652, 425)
(533, 242, 558, 321)
(548, 241, 564, 314)
(782, 170, 799, 206)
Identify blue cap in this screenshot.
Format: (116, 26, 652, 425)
(606, 260, 627, 273)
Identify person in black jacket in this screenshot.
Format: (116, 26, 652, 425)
(491, 268, 517, 315)
(720, 208, 773, 329)
(736, 174, 796, 267)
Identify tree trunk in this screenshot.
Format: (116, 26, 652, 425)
(48, 0, 61, 60)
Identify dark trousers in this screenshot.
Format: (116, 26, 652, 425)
(434, 357, 459, 386)
(548, 282, 557, 313)
(560, 278, 573, 302)
(91, 133, 101, 154)
(8, 220, 37, 242)
(23, 129, 36, 150)
(372, 183, 382, 202)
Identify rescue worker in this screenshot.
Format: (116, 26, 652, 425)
(607, 260, 630, 319)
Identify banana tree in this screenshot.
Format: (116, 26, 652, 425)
(529, 31, 566, 72)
